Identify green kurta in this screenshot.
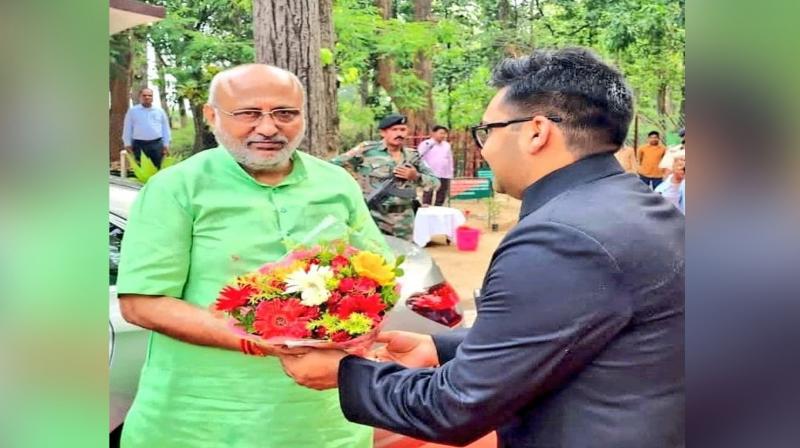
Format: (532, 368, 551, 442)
(117, 147, 387, 447)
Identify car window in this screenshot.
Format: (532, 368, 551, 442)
(110, 222, 124, 285)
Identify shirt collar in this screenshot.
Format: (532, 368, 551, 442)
(520, 152, 623, 218)
(218, 146, 308, 188)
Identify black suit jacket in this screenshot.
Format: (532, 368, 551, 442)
(339, 153, 685, 447)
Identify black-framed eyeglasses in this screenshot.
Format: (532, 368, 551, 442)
(470, 115, 562, 149)
(212, 105, 302, 125)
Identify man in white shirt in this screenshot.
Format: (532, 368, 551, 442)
(655, 154, 685, 214)
(659, 127, 685, 177)
(122, 88, 172, 168)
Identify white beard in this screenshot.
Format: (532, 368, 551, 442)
(214, 123, 304, 172)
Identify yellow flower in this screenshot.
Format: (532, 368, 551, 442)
(271, 260, 308, 282)
(351, 251, 395, 286)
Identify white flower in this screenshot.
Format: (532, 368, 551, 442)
(285, 264, 334, 306)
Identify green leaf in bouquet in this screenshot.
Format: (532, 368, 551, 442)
(381, 286, 400, 307)
(241, 310, 257, 334)
(394, 268, 405, 277)
(394, 255, 406, 268)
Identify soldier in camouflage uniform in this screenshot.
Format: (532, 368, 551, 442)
(331, 114, 440, 241)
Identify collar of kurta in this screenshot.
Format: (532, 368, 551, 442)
(520, 152, 623, 218)
(219, 146, 308, 188)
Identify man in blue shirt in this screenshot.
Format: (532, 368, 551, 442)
(278, 47, 685, 448)
(122, 88, 171, 168)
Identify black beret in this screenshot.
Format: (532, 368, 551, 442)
(378, 114, 407, 130)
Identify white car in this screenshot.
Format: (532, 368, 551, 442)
(108, 176, 463, 442)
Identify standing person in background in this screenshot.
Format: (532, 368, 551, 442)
(418, 125, 454, 206)
(660, 127, 686, 177)
(656, 155, 686, 213)
(331, 114, 439, 241)
(637, 130, 666, 188)
(122, 88, 171, 168)
(614, 144, 638, 173)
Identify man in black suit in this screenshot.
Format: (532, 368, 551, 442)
(279, 47, 685, 448)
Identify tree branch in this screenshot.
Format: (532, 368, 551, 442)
(533, 0, 557, 37)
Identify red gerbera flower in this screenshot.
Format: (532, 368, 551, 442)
(215, 284, 259, 311)
(338, 277, 356, 293)
(331, 255, 350, 272)
(333, 294, 386, 319)
(353, 277, 379, 294)
(254, 299, 318, 340)
(325, 291, 344, 308)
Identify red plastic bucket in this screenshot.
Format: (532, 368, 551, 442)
(456, 226, 480, 251)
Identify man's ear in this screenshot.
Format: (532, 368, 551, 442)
(525, 116, 551, 155)
(202, 104, 216, 128)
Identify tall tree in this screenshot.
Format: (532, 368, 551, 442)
(252, 0, 329, 157)
(320, 0, 340, 154)
(154, 48, 173, 129)
(129, 41, 149, 104)
(400, 0, 434, 134)
(375, 0, 395, 96)
(109, 32, 133, 163)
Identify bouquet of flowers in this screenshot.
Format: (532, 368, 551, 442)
(215, 237, 403, 352)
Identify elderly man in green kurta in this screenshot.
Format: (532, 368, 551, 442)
(331, 114, 440, 241)
(116, 64, 386, 448)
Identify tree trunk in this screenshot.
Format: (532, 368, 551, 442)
(129, 41, 148, 104)
(191, 102, 217, 153)
(319, 0, 339, 156)
(657, 81, 668, 134)
(401, 0, 434, 135)
(154, 47, 173, 129)
(179, 96, 188, 128)
(253, 0, 328, 158)
(109, 34, 133, 164)
(375, 0, 395, 95)
(498, 0, 510, 21)
(359, 68, 370, 107)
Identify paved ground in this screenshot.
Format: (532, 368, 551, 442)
(423, 195, 522, 323)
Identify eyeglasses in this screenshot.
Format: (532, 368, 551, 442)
(212, 105, 302, 125)
(470, 115, 563, 149)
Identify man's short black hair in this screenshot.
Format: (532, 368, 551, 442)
(432, 125, 449, 133)
(648, 130, 660, 137)
(490, 47, 634, 157)
(138, 87, 153, 95)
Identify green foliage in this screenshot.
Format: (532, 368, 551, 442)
(126, 152, 182, 184)
(141, 0, 255, 105)
(338, 91, 377, 150)
(169, 121, 196, 159)
(111, 0, 683, 154)
(320, 48, 334, 66)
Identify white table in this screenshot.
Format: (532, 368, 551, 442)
(413, 206, 466, 247)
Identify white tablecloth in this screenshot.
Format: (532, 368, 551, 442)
(413, 206, 466, 247)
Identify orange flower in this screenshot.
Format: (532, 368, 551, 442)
(351, 251, 395, 286)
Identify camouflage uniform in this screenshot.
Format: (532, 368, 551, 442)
(331, 140, 440, 241)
